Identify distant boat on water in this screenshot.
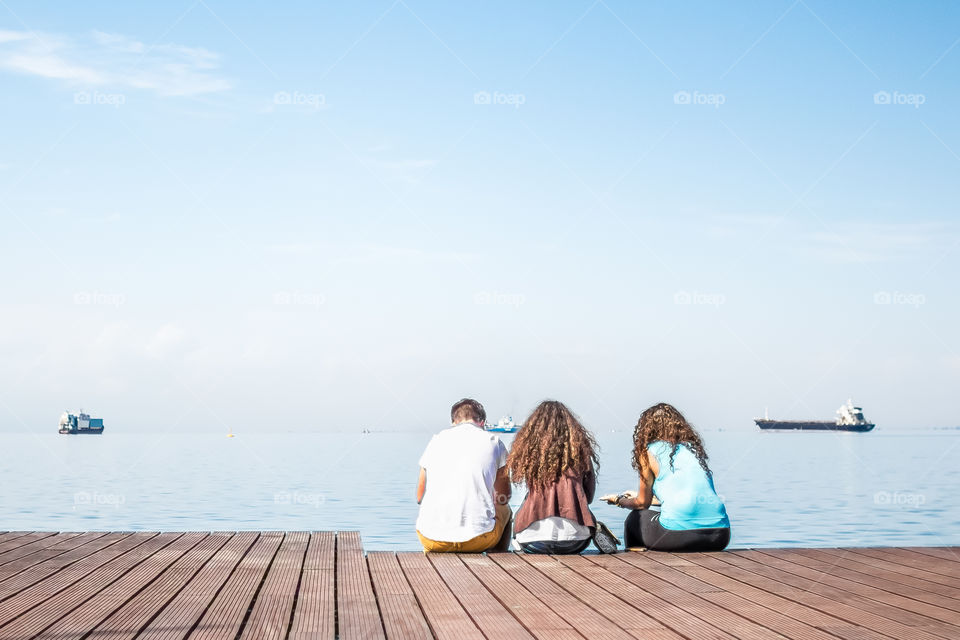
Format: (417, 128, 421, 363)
(484, 416, 521, 433)
(59, 411, 105, 434)
(755, 399, 875, 432)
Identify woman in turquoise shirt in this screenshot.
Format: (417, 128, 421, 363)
(604, 403, 730, 551)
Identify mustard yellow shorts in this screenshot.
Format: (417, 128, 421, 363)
(417, 503, 512, 553)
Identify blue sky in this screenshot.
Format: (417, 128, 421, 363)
(1, 1, 958, 432)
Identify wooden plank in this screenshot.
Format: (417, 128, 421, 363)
(640, 550, 887, 640)
(682, 551, 946, 640)
(839, 548, 960, 586)
(0, 533, 60, 563)
(137, 532, 258, 640)
(239, 532, 309, 640)
(86, 533, 230, 639)
(459, 554, 583, 640)
(187, 533, 283, 640)
(368, 551, 432, 640)
(336, 532, 385, 640)
(793, 548, 960, 602)
(751, 549, 960, 624)
(0, 533, 141, 626)
(398, 552, 484, 640)
(429, 554, 533, 640)
(718, 551, 960, 640)
(0, 532, 111, 585)
(902, 548, 960, 564)
(0, 533, 179, 639)
(523, 554, 684, 639)
(289, 532, 336, 640)
(33, 533, 206, 640)
(487, 553, 637, 640)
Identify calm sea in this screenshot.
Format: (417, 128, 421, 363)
(1, 429, 957, 550)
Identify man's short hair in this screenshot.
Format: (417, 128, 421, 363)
(451, 398, 486, 425)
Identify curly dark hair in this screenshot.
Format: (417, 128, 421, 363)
(632, 403, 711, 475)
(508, 400, 599, 490)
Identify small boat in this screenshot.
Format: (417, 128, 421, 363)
(59, 411, 105, 434)
(485, 416, 521, 434)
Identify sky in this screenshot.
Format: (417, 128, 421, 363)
(0, 1, 958, 433)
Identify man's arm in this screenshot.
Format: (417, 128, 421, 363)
(416, 467, 427, 504)
(493, 466, 511, 505)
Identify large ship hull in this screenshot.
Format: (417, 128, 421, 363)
(59, 426, 105, 434)
(755, 419, 874, 432)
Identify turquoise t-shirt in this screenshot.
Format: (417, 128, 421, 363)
(647, 440, 730, 530)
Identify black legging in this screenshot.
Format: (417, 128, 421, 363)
(624, 509, 730, 552)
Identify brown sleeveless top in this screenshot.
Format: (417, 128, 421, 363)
(514, 465, 596, 533)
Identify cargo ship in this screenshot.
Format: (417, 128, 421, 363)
(59, 411, 105, 434)
(755, 399, 874, 432)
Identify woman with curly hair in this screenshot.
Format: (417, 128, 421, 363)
(603, 403, 730, 551)
(508, 400, 617, 554)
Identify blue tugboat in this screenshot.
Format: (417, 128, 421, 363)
(484, 416, 521, 434)
(59, 411, 105, 434)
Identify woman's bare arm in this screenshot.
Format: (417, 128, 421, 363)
(416, 467, 427, 504)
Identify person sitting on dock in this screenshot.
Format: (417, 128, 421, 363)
(508, 400, 615, 554)
(603, 403, 730, 551)
(415, 398, 512, 552)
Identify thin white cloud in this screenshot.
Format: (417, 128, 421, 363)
(0, 28, 230, 96)
(806, 222, 951, 263)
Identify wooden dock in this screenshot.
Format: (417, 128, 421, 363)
(0, 532, 957, 639)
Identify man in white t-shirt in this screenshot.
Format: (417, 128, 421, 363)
(415, 398, 512, 552)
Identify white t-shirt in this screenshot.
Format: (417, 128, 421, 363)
(514, 517, 592, 544)
(415, 423, 508, 542)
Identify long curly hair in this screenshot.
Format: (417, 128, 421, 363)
(632, 403, 711, 475)
(508, 400, 599, 490)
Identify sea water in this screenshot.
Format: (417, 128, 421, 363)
(1, 429, 957, 551)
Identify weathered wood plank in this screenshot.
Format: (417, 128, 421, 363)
(0, 533, 179, 640)
(187, 533, 282, 640)
(86, 533, 230, 639)
(430, 554, 533, 640)
(719, 550, 959, 639)
(33, 533, 206, 640)
(289, 532, 336, 640)
(526, 554, 685, 639)
(488, 553, 637, 640)
(0, 533, 142, 626)
(337, 532, 385, 640)
(238, 532, 309, 640)
(459, 554, 584, 640)
(750, 549, 960, 625)
(398, 552, 484, 640)
(0, 533, 954, 640)
(137, 532, 258, 640)
(0, 532, 112, 586)
(368, 551, 432, 640)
